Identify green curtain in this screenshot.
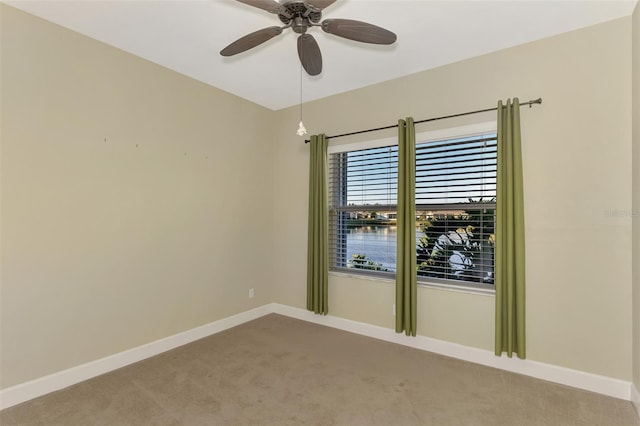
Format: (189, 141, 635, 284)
(495, 99, 526, 358)
(307, 134, 329, 315)
(396, 118, 417, 336)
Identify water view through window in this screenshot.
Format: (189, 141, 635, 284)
(344, 208, 495, 284)
(346, 224, 398, 272)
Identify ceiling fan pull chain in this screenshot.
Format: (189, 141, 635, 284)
(297, 65, 308, 136)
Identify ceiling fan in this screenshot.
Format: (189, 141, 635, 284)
(220, 0, 397, 76)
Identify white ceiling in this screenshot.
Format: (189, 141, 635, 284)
(5, 0, 638, 110)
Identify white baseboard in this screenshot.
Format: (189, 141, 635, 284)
(632, 382, 640, 418)
(270, 303, 633, 401)
(1, 302, 634, 411)
(0, 305, 272, 410)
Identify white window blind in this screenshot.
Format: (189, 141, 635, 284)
(415, 134, 496, 286)
(329, 131, 497, 288)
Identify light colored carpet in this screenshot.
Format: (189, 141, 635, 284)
(1, 314, 639, 425)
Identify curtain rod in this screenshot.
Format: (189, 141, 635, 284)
(304, 98, 542, 144)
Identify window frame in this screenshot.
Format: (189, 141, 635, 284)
(328, 121, 497, 293)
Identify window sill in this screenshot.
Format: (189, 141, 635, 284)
(418, 280, 495, 297)
(328, 271, 495, 297)
(330, 270, 396, 284)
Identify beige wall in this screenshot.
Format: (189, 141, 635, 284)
(273, 17, 634, 380)
(0, 5, 275, 388)
(632, 2, 640, 392)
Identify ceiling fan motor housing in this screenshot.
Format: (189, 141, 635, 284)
(278, 1, 322, 26)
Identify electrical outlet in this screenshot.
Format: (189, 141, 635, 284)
(249, 288, 255, 299)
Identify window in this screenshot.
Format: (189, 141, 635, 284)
(328, 125, 497, 289)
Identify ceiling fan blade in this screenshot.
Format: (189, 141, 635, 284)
(297, 34, 322, 76)
(220, 26, 283, 56)
(321, 19, 397, 45)
(306, 0, 337, 10)
(233, 0, 284, 14)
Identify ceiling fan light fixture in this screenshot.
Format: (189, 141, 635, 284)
(297, 120, 308, 136)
